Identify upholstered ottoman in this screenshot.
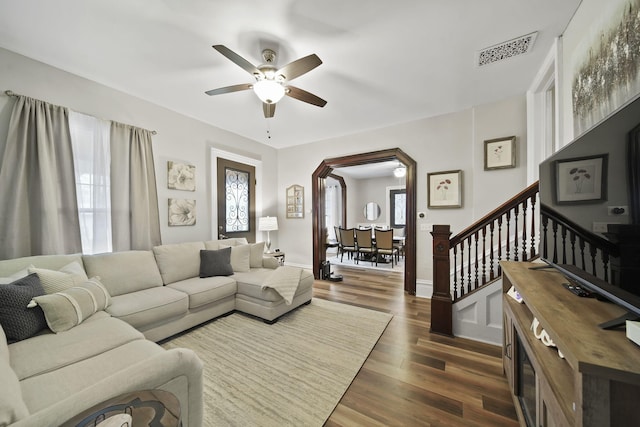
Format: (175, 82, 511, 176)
(232, 268, 315, 323)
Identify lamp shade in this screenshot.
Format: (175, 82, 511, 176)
(258, 216, 279, 231)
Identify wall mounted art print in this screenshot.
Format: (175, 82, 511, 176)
(554, 154, 608, 204)
(167, 161, 195, 191)
(168, 198, 196, 226)
(484, 136, 516, 170)
(427, 170, 462, 208)
(572, 0, 640, 136)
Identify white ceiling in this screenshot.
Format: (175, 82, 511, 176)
(0, 0, 581, 149)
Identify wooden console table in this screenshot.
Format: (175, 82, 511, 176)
(501, 261, 640, 427)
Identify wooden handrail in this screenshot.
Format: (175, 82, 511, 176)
(451, 182, 539, 246)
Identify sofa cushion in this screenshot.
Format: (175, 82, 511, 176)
(19, 339, 166, 414)
(0, 357, 29, 425)
(220, 243, 251, 272)
(8, 311, 143, 381)
(0, 274, 47, 343)
(0, 324, 29, 425)
(106, 287, 188, 330)
(249, 242, 265, 268)
(153, 241, 205, 284)
(0, 265, 32, 285)
(203, 237, 248, 251)
(28, 261, 89, 294)
(262, 256, 279, 269)
(83, 251, 163, 296)
(0, 254, 84, 278)
(167, 276, 237, 309)
(30, 278, 111, 333)
(199, 248, 233, 278)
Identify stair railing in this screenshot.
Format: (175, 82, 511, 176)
(430, 182, 540, 336)
(540, 204, 619, 282)
(430, 181, 625, 336)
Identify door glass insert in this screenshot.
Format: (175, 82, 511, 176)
(224, 167, 250, 232)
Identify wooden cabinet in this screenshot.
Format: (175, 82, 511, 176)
(501, 261, 640, 427)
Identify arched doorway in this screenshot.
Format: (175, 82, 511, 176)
(312, 148, 417, 294)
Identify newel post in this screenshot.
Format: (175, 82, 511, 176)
(431, 225, 453, 336)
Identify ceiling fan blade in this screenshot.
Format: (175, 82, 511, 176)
(277, 54, 322, 81)
(263, 102, 276, 118)
(286, 86, 327, 107)
(212, 45, 261, 76)
(205, 83, 253, 96)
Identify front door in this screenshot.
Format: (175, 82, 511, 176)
(217, 157, 256, 242)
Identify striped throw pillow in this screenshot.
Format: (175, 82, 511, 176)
(28, 277, 111, 333)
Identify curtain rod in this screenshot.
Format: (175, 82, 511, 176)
(4, 89, 157, 135)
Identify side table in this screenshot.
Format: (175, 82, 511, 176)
(61, 389, 181, 427)
(266, 251, 285, 266)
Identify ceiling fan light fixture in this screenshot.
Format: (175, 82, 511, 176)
(253, 79, 285, 104)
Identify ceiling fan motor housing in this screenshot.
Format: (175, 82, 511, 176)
(262, 48, 277, 64)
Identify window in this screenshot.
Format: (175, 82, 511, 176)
(68, 111, 112, 254)
(390, 189, 406, 228)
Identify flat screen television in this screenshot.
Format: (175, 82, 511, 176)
(538, 94, 640, 329)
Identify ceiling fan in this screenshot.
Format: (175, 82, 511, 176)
(205, 45, 327, 118)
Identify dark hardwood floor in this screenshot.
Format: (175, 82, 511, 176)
(313, 265, 519, 427)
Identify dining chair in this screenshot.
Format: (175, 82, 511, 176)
(375, 229, 398, 267)
(392, 227, 406, 259)
(338, 227, 357, 262)
(355, 228, 376, 265)
(334, 225, 342, 259)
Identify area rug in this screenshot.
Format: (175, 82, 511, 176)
(161, 298, 392, 426)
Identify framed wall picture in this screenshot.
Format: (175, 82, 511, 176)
(484, 136, 516, 170)
(286, 185, 304, 218)
(554, 154, 608, 204)
(427, 170, 462, 208)
(168, 198, 196, 226)
(167, 161, 195, 191)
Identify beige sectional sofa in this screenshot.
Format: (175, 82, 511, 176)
(0, 238, 314, 426)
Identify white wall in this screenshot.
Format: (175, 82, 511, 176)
(277, 95, 528, 282)
(349, 175, 401, 226)
(0, 47, 278, 245)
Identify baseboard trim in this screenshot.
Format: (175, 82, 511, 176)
(416, 279, 432, 299)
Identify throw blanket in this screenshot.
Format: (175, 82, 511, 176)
(262, 266, 303, 305)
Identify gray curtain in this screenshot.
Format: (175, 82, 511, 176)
(0, 96, 82, 259)
(110, 122, 161, 251)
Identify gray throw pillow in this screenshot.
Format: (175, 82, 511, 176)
(0, 273, 47, 343)
(199, 248, 234, 278)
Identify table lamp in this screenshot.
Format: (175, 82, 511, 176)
(258, 216, 278, 253)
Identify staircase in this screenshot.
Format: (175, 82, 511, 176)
(430, 181, 622, 339)
(430, 182, 540, 337)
